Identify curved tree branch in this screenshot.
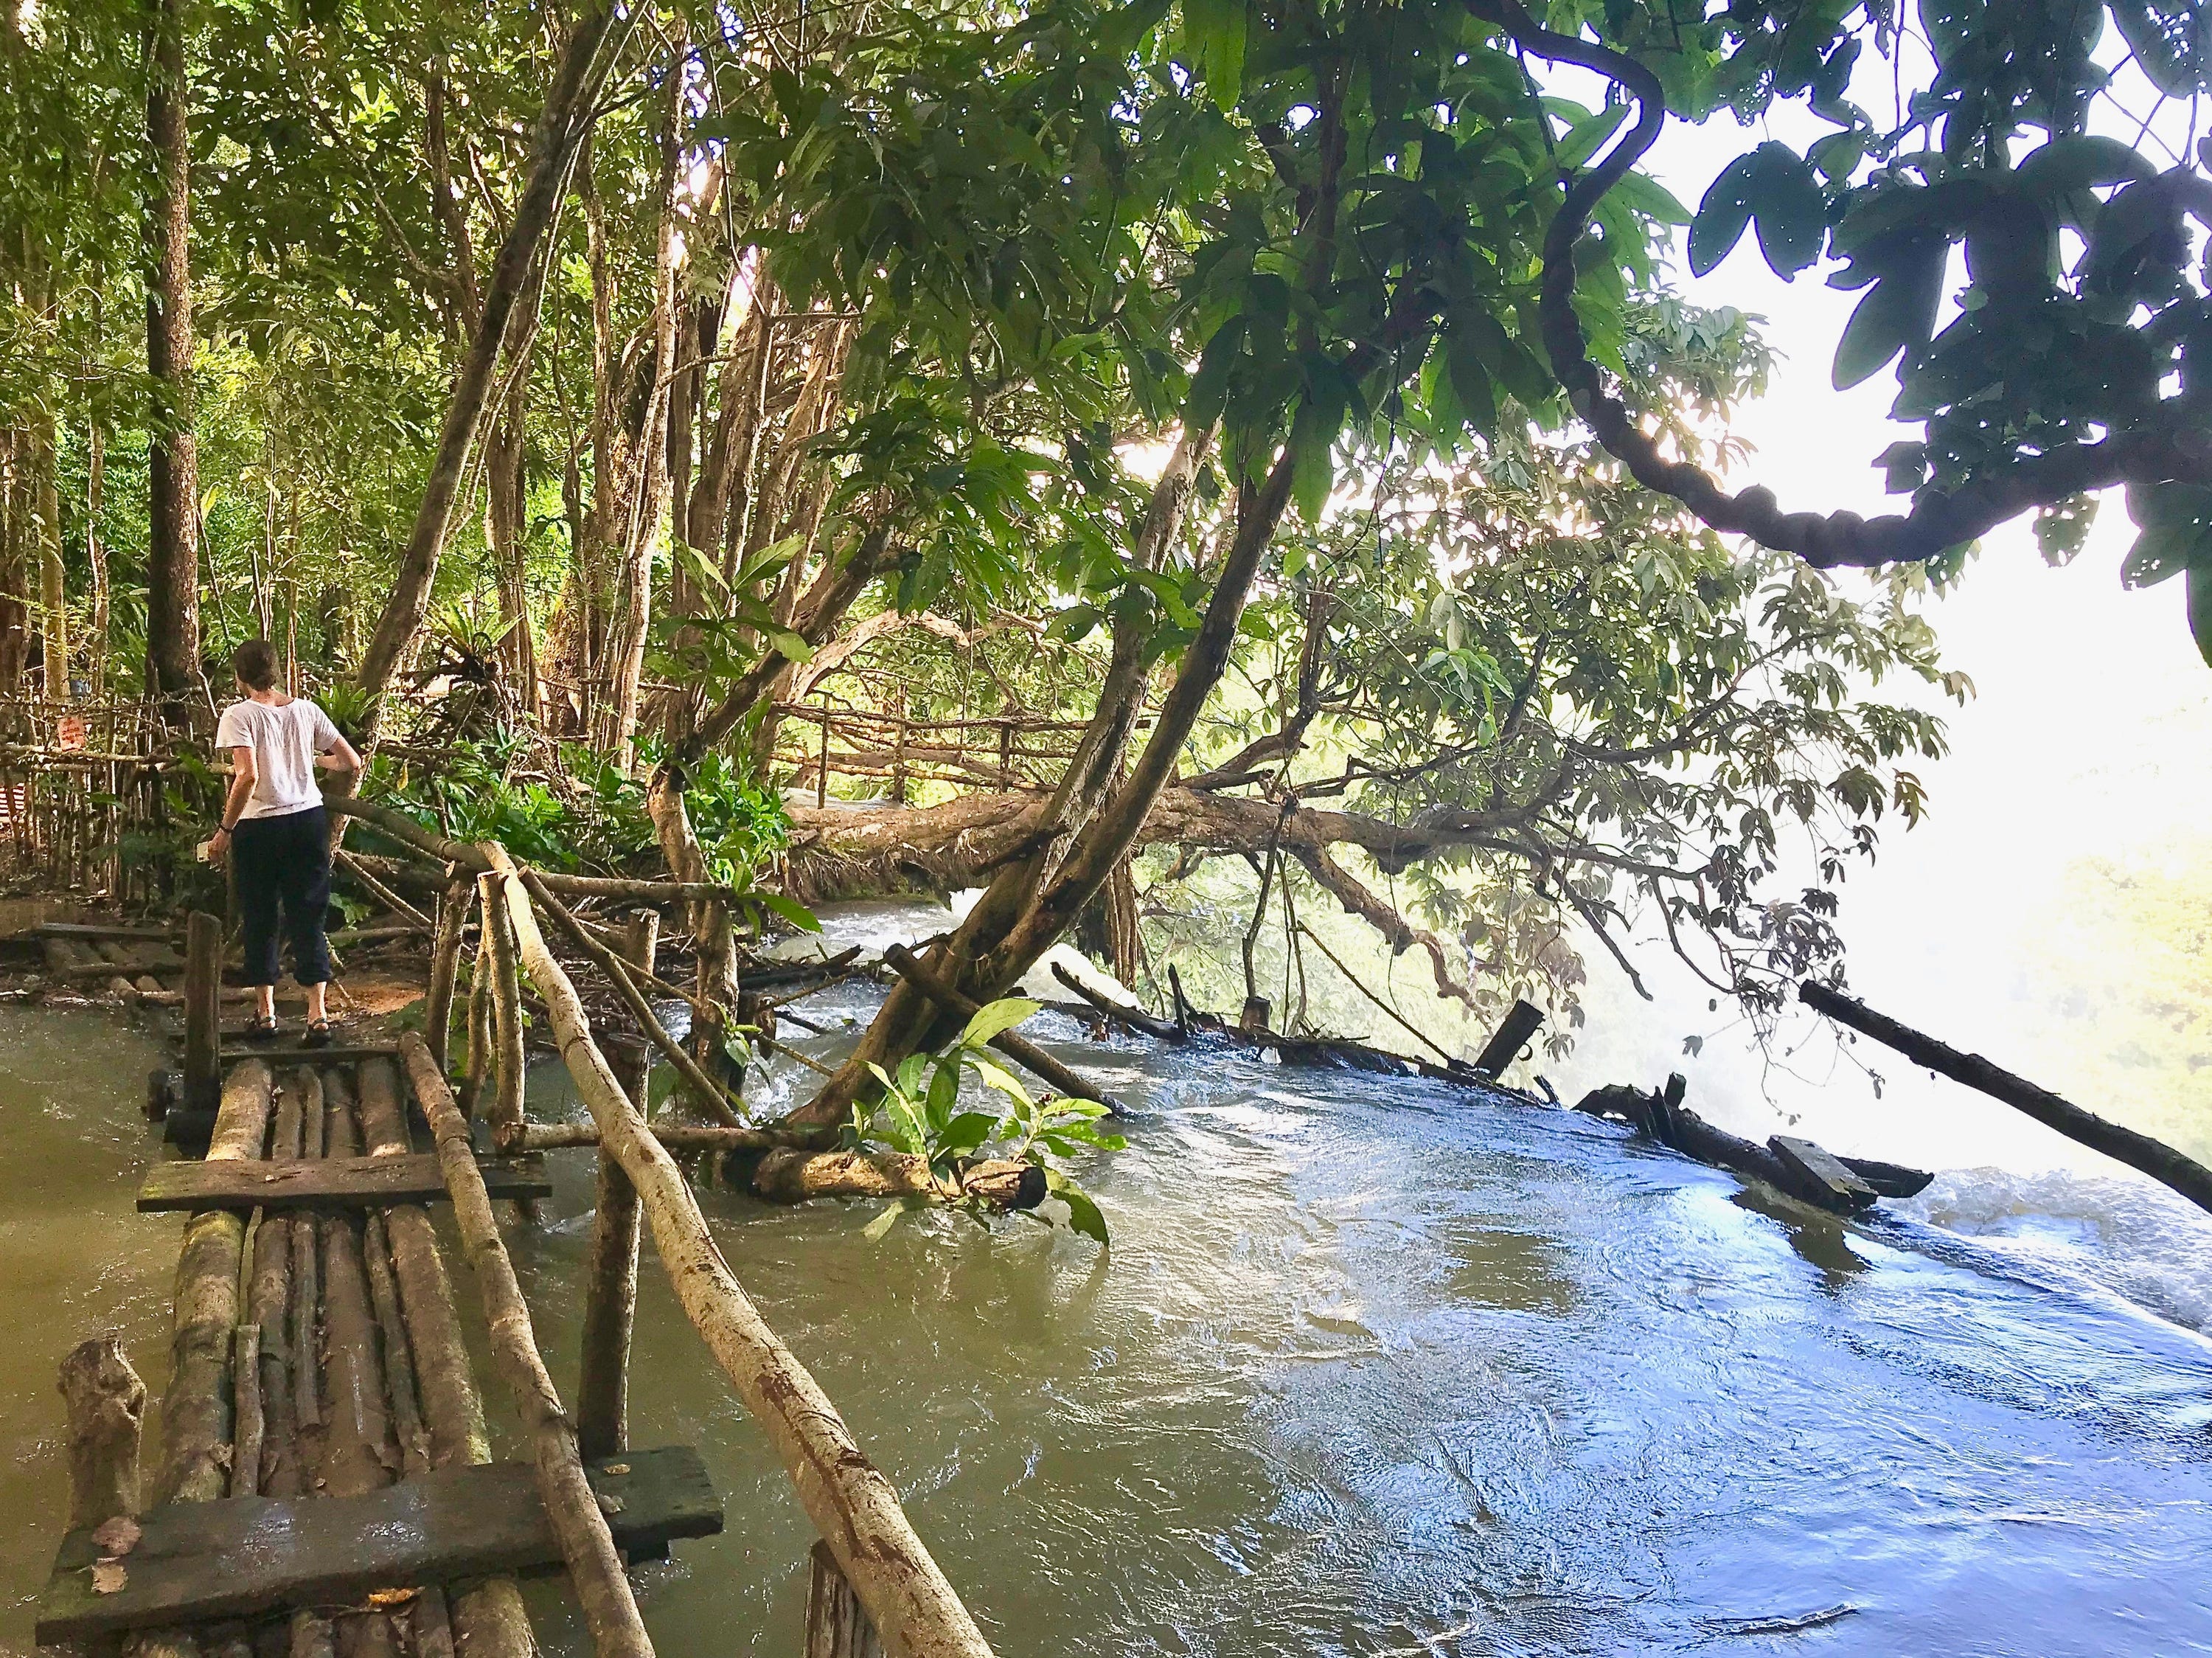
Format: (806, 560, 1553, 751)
(1464, 0, 2212, 569)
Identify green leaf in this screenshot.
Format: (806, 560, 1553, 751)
(768, 630, 815, 665)
(2121, 524, 2194, 588)
(1688, 152, 1761, 276)
(969, 1055, 1033, 1105)
(1180, 0, 1245, 107)
(863, 1197, 926, 1241)
(1290, 417, 1334, 525)
(925, 1060, 961, 1128)
(2017, 134, 2156, 198)
(1554, 104, 1628, 173)
(1607, 171, 1692, 226)
(937, 1111, 999, 1158)
(2189, 565, 2212, 670)
(1749, 143, 1828, 277)
(1057, 1186, 1110, 1246)
(959, 996, 1040, 1048)
(1831, 244, 1944, 389)
(754, 891, 822, 932)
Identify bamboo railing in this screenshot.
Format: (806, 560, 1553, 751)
(369, 810, 996, 1658)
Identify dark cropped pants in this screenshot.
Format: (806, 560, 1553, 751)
(232, 804, 333, 987)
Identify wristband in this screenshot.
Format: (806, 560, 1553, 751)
(219, 821, 238, 834)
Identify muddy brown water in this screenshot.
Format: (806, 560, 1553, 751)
(1, 986, 2209, 1656)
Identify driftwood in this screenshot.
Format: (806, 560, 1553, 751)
(751, 1148, 1046, 1210)
(59, 1336, 144, 1528)
(479, 847, 996, 1658)
(1574, 1075, 1933, 1211)
(884, 944, 1123, 1115)
(1048, 962, 1180, 1041)
(400, 1035, 654, 1658)
(355, 1058, 533, 1657)
(1801, 979, 2212, 1218)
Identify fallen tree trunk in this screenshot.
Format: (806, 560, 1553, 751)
(520, 1120, 822, 1153)
(883, 944, 1123, 1114)
(474, 846, 997, 1658)
(1800, 980, 2212, 1217)
(751, 1148, 1046, 1210)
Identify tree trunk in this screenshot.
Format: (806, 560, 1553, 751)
(32, 406, 65, 696)
(144, 0, 200, 709)
(352, 1, 626, 715)
(87, 419, 108, 696)
(597, 37, 686, 762)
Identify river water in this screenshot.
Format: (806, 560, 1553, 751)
(0, 936, 2208, 1656)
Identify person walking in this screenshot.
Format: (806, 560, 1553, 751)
(209, 639, 362, 1044)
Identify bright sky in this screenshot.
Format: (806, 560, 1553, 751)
(1557, 42, 2212, 1173)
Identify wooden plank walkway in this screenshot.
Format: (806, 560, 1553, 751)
(52, 1043, 723, 1653)
(138, 1151, 551, 1212)
(38, 1446, 720, 1642)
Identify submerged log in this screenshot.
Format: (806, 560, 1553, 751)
(1049, 961, 1180, 1041)
(477, 846, 998, 1658)
(751, 1148, 1046, 1210)
(1800, 979, 2212, 1218)
(521, 1120, 818, 1153)
(884, 943, 1124, 1115)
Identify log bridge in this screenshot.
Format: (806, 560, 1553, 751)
(44, 825, 1001, 1658)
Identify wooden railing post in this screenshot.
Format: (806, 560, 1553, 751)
(818, 706, 832, 808)
(182, 909, 222, 1113)
(578, 912, 656, 1462)
(478, 872, 526, 1154)
(422, 874, 473, 1072)
(806, 1541, 885, 1658)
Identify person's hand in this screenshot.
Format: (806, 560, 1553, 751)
(209, 827, 232, 861)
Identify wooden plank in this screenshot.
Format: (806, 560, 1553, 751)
(35, 1445, 722, 1643)
(1768, 1135, 1879, 1212)
(217, 1044, 403, 1066)
(34, 921, 179, 943)
(139, 1153, 551, 1213)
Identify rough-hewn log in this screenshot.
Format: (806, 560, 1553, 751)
(478, 873, 526, 1154)
(476, 848, 996, 1658)
(423, 878, 472, 1072)
(249, 1075, 305, 1498)
(355, 1058, 534, 1657)
(398, 1035, 653, 1658)
(578, 914, 655, 1463)
(1801, 980, 2212, 1218)
(291, 1070, 325, 1440)
(184, 909, 222, 1114)
(807, 1541, 886, 1658)
(521, 1120, 817, 1153)
(883, 944, 1121, 1115)
(155, 1058, 272, 1507)
(59, 1336, 144, 1528)
(751, 1148, 1046, 1211)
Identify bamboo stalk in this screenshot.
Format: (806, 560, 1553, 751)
(473, 845, 995, 1658)
(397, 1033, 655, 1658)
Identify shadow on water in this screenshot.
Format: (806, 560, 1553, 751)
(0, 993, 2209, 1658)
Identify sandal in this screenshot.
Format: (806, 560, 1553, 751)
(303, 1018, 336, 1050)
(242, 1014, 279, 1042)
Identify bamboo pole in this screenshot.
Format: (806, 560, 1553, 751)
(355, 1058, 535, 1657)
(883, 944, 1122, 1115)
(515, 864, 742, 1126)
(472, 847, 996, 1658)
(397, 1034, 655, 1658)
(578, 913, 655, 1461)
(479, 873, 527, 1153)
(1800, 980, 2212, 1216)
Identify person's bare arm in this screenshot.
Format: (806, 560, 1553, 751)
(316, 732, 364, 774)
(211, 747, 256, 859)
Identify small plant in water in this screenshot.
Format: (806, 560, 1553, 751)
(852, 997, 1121, 1245)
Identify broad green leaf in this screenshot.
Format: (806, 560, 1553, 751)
(937, 1110, 998, 1157)
(1831, 245, 1943, 389)
(2121, 524, 2194, 588)
(1749, 144, 1828, 277)
(1554, 104, 1628, 173)
(2017, 134, 2155, 198)
(754, 891, 823, 932)
(959, 996, 1040, 1048)
(969, 1055, 1033, 1104)
(1688, 152, 1761, 276)
(1180, 0, 1245, 107)
(1057, 1187, 1110, 1246)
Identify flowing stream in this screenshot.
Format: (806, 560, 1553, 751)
(0, 906, 2207, 1656)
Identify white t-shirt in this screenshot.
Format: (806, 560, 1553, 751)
(214, 697, 342, 821)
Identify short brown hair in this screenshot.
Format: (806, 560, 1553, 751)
(234, 639, 279, 691)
